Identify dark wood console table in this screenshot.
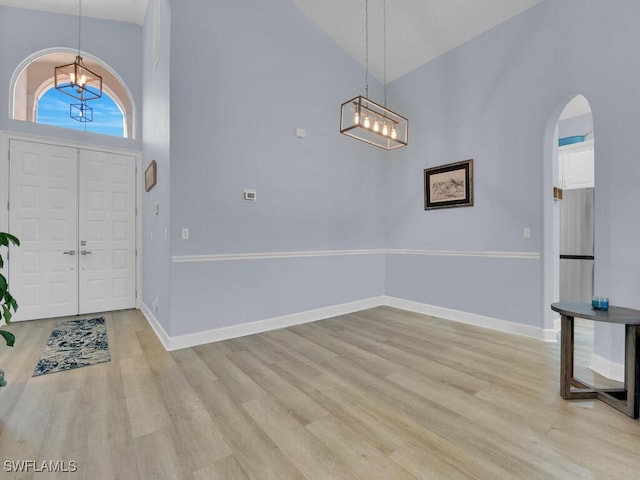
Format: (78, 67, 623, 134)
(551, 302, 640, 418)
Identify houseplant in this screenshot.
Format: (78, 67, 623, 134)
(0, 232, 19, 387)
(0, 232, 19, 346)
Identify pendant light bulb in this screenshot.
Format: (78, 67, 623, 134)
(373, 119, 380, 132)
(354, 110, 360, 124)
(391, 127, 397, 139)
(382, 124, 389, 136)
(364, 115, 371, 129)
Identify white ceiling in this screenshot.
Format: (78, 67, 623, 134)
(0, 0, 542, 82)
(289, 0, 542, 82)
(0, 0, 149, 25)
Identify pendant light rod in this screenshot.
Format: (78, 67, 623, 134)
(383, 0, 387, 107)
(77, 0, 82, 55)
(365, 0, 369, 99)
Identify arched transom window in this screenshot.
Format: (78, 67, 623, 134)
(11, 50, 135, 139)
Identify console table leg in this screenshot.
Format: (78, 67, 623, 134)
(625, 324, 640, 418)
(560, 314, 574, 399)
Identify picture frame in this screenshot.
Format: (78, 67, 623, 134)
(424, 159, 473, 210)
(145, 160, 157, 192)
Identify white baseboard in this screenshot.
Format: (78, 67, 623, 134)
(142, 296, 386, 351)
(590, 353, 624, 382)
(140, 302, 173, 350)
(383, 296, 556, 341)
(140, 295, 559, 351)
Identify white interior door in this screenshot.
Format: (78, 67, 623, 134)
(79, 150, 136, 314)
(8, 140, 136, 321)
(8, 140, 79, 321)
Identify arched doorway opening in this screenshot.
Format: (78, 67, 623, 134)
(10, 49, 136, 139)
(545, 95, 621, 386)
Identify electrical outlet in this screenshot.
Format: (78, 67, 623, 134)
(523, 227, 531, 239)
(152, 297, 159, 311)
(182, 228, 189, 240)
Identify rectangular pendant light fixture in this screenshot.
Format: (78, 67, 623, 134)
(340, 96, 408, 150)
(339, 0, 408, 151)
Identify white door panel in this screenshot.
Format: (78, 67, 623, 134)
(8, 140, 136, 321)
(79, 149, 136, 314)
(9, 140, 78, 321)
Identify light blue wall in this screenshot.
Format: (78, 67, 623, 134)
(385, 0, 640, 354)
(4, 1, 638, 365)
(0, 6, 142, 150)
(166, 0, 386, 336)
(141, 0, 172, 332)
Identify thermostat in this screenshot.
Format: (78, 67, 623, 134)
(243, 189, 256, 201)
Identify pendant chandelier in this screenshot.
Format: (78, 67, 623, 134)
(340, 0, 408, 150)
(54, 0, 102, 122)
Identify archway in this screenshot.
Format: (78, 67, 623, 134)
(10, 48, 136, 139)
(544, 95, 621, 386)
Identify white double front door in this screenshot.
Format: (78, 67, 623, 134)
(8, 139, 136, 321)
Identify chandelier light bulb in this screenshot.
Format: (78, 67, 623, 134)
(354, 110, 360, 124)
(382, 124, 389, 136)
(391, 127, 397, 139)
(373, 120, 380, 132)
(364, 115, 371, 128)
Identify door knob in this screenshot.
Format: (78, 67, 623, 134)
(81, 250, 92, 255)
(63, 250, 76, 255)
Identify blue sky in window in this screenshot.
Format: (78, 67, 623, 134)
(37, 88, 124, 137)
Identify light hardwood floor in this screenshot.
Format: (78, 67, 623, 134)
(1, 306, 639, 479)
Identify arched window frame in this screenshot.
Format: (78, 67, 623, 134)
(9, 47, 136, 139)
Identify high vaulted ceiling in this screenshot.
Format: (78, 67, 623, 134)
(0, 0, 542, 82)
(0, 0, 149, 25)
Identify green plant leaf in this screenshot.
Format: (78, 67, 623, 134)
(0, 232, 19, 248)
(0, 330, 15, 347)
(0, 232, 19, 344)
(2, 306, 11, 324)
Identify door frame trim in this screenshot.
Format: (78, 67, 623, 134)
(0, 131, 142, 314)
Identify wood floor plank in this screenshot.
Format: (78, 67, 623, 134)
(191, 454, 251, 480)
(243, 395, 361, 480)
(166, 401, 232, 472)
(134, 427, 187, 480)
(227, 349, 330, 425)
(189, 379, 305, 480)
(120, 354, 172, 439)
(306, 416, 418, 479)
(2, 306, 640, 479)
(170, 348, 218, 387)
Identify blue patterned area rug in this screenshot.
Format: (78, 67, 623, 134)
(32, 317, 111, 377)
